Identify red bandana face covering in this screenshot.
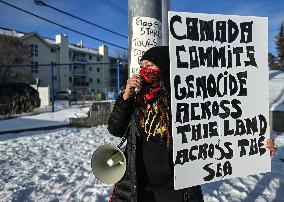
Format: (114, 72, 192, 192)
(139, 67, 161, 101)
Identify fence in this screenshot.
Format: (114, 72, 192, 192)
(0, 61, 127, 112)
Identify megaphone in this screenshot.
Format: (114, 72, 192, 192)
(91, 144, 126, 184)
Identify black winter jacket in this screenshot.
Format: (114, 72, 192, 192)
(107, 95, 204, 202)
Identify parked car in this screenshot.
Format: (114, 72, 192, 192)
(55, 90, 71, 100)
(55, 90, 83, 104)
(0, 83, 41, 115)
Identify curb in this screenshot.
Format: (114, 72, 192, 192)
(0, 124, 70, 135)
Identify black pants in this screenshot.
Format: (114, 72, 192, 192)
(139, 188, 184, 202)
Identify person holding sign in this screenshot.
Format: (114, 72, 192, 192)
(107, 46, 276, 202)
(108, 46, 204, 202)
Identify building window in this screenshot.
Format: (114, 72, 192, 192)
(97, 67, 100, 72)
(97, 56, 100, 61)
(97, 78, 100, 83)
(53, 76, 57, 80)
(50, 48, 56, 53)
(30, 44, 38, 57)
(89, 66, 92, 71)
(89, 78, 93, 83)
(89, 55, 92, 60)
(69, 77, 72, 83)
(31, 61, 38, 73)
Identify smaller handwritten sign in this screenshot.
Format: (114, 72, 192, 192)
(129, 16, 162, 77)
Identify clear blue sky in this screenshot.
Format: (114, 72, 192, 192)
(0, 0, 283, 56)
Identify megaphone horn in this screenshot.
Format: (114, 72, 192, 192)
(91, 144, 126, 185)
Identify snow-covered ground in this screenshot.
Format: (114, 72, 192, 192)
(0, 126, 283, 202)
(0, 126, 120, 202)
(0, 101, 90, 133)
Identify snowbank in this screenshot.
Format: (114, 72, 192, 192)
(270, 70, 284, 112)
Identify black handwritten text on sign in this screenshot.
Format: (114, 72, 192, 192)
(168, 12, 270, 190)
(130, 17, 162, 76)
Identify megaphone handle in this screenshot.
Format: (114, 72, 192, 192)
(117, 122, 131, 149)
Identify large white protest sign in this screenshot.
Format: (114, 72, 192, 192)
(169, 11, 270, 189)
(129, 17, 162, 77)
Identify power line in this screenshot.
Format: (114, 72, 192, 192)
(34, 0, 127, 39)
(99, 0, 127, 16)
(0, 0, 128, 50)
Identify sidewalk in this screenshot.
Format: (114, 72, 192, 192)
(0, 104, 89, 134)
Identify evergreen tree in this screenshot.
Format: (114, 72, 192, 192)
(275, 22, 284, 71)
(268, 52, 279, 70)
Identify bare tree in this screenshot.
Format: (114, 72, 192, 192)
(0, 34, 31, 82)
(116, 50, 128, 61)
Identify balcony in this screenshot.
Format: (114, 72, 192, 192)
(73, 82, 89, 87)
(73, 70, 87, 75)
(73, 57, 88, 63)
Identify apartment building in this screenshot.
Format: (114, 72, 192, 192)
(0, 27, 128, 96)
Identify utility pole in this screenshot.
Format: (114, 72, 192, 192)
(128, 0, 163, 77)
(162, 0, 170, 46)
